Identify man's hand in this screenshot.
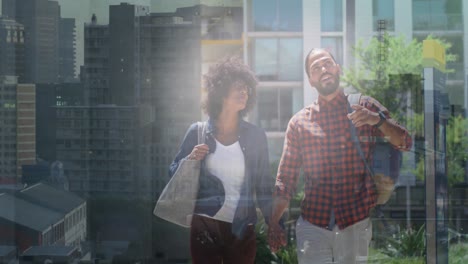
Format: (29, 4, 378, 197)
(347, 104, 380, 127)
(267, 222, 287, 253)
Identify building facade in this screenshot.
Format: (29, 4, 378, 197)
(59, 18, 77, 82)
(0, 77, 36, 179)
(0, 18, 25, 82)
(83, 15, 110, 106)
(2, 0, 60, 84)
(242, 0, 467, 160)
(55, 106, 138, 199)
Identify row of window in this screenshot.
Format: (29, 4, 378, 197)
(250, 0, 461, 33)
(248, 0, 464, 132)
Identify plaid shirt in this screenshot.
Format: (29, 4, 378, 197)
(274, 89, 412, 230)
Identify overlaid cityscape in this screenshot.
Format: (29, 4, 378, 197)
(0, 0, 467, 263)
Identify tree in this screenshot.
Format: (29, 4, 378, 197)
(342, 34, 468, 231)
(342, 34, 456, 122)
(445, 115, 468, 186)
(342, 33, 465, 183)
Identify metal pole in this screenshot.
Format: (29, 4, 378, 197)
(406, 182, 411, 230)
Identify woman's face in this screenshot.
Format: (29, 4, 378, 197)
(223, 80, 249, 113)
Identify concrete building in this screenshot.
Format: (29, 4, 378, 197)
(108, 3, 150, 106)
(36, 82, 84, 162)
(58, 18, 77, 82)
(0, 182, 86, 258)
(55, 105, 138, 199)
(16, 83, 36, 178)
(83, 14, 110, 106)
(0, 193, 64, 252)
(79, 3, 202, 200)
(137, 7, 202, 201)
(19, 245, 79, 264)
(0, 245, 16, 264)
(0, 77, 36, 179)
(0, 18, 25, 82)
(2, 0, 60, 84)
(18, 183, 86, 249)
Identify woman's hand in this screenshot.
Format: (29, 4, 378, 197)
(188, 144, 209, 161)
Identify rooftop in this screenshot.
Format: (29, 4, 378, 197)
(0, 193, 63, 231)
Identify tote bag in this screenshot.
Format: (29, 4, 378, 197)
(153, 122, 206, 227)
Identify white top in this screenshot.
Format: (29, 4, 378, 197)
(204, 139, 245, 223)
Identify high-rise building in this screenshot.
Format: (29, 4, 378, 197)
(108, 3, 150, 106)
(137, 8, 202, 200)
(0, 18, 25, 82)
(2, 0, 60, 84)
(0, 76, 36, 179)
(55, 105, 138, 199)
(36, 82, 84, 162)
(76, 3, 203, 200)
(59, 18, 77, 82)
(83, 14, 110, 106)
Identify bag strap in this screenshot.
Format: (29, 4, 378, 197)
(347, 94, 390, 216)
(346, 93, 374, 178)
(197, 121, 206, 145)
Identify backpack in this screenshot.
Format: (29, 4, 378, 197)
(347, 93, 402, 205)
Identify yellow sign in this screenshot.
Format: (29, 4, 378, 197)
(422, 40, 446, 71)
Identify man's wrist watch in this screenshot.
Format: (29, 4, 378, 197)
(374, 111, 386, 128)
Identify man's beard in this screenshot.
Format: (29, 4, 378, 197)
(316, 75, 340, 96)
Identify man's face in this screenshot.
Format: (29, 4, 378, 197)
(306, 50, 341, 96)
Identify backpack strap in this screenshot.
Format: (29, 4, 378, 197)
(346, 93, 374, 178)
(197, 121, 206, 144)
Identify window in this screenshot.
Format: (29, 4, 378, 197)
(253, 38, 302, 81)
(255, 87, 302, 132)
(321, 0, 342, 32)
(413, 0, 462, 30)
(373, 0, 395, 31)
(321, 37, 344, 65)
(251, 0, 302, 31)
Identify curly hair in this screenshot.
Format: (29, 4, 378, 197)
(202, 56, 258, 120)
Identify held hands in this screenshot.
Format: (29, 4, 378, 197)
(267, 222, 287, 253)
(347, 105, 380, 127)
(188, 144, 209, 161)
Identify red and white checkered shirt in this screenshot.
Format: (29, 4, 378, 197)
(274, 89, 412, 230)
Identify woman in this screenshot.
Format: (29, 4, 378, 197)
(169, 57, 273, 263)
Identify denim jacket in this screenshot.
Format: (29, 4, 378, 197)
(169, 118, 273, 238)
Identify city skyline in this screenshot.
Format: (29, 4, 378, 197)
(0, 0, 242, 79)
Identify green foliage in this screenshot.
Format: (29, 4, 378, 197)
(255, 223, 277, 264)
(255, 219, 298, 264)
(449, 243, 468, 264)
(275, 243, 298, 264)
(342, 34, 456, 122)
(369, 242, 468, 263)
(413, 115, 468, 187)
(445, 115, 468, 186)
(382, 225, 426, 258)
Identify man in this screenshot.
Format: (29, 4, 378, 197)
(267, 48, 412, 263)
